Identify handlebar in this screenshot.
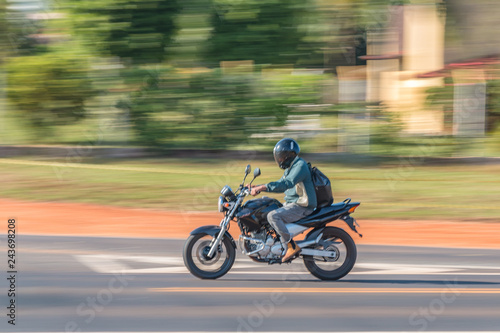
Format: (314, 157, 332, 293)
(241, 187, 251, 196)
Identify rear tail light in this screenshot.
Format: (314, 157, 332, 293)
(348, 204, 360, 213)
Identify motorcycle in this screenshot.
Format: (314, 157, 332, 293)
(183, 165, 362, 280)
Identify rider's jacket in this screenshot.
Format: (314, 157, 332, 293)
(265, 156, 317, 209)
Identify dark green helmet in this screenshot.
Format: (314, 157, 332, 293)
(273, 138, 300, 169)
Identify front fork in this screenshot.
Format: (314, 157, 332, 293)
(207, 217, 229, 258)
(207, 195, 243, 258)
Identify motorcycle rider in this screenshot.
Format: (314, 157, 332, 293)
(249, 138, 317, 262)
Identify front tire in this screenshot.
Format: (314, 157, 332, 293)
(183, 233, 236, 279)
(303, 227, 357, 281)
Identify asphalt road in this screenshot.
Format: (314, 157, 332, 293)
(1, 235, 500, 332)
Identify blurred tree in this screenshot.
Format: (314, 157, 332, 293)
(485, 79, 500, 132)
(68, 0, 181, 64)
(118, 68, 323, 148)
(0, 0, 7, 137)
(0, 0, 7, 58)
(3, 5, 43, 56)
(116, 68, 185, 146)
(119, 69, 268, 147)
(204, 0, 318, 66)
(426, 77, 454, 133)
(7, 49, 98, 133)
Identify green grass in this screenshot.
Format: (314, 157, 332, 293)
(1, 157, 499, 221)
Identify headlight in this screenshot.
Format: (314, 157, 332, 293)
(220, 185, 233, 197)
(220, 185, 236, 201)
(218, 196, 226, 212)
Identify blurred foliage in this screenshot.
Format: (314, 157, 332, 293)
(67, 0, 181, 64)
(1, 0, 499, 157)
(2, 2, 45, 56)
(204, 0, 320, 66)
(370, 107, 404, 147)
(117, 67, 324, 148)
(6, 46, 98, 134)
(426, 77, 454, 133)
(0, 0, 7, 60)
(486, 79, 500, 132)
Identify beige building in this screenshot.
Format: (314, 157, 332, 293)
(338, 4, 448, 135)
(339, 2, 496, 139)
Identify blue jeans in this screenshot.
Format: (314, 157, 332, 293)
(267, 203, 314, 243)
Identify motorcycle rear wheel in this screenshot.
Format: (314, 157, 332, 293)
(303, 227, 357, 281)
(183, 233, 235, 279)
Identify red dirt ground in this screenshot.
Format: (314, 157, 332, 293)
(1, 198, 499, 249)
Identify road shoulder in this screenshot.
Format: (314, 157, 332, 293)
(2, 198, 499, 249)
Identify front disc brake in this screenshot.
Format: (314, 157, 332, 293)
(196, 240, 221, 265)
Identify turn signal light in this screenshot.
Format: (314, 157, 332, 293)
(348, 204, 360, 213)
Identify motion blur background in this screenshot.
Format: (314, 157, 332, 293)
(0, 0, 499, 221)
(2, 3, 500, 331)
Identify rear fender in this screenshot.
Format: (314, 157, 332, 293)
(340, 200, 362, 237)
(190, 225, 237, 249)
(341, 215, 363, 238)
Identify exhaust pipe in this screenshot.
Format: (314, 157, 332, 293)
(238, 235, 265, 256)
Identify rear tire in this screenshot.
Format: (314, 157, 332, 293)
(303, 227, 357, 281)
(183, 233, 235, 279)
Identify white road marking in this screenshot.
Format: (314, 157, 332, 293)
(75, 254, 500, 276)
(355, 263, 460, 275)
(75, 254, 131, 274)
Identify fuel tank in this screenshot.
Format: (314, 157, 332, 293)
(236, 197, 282, 231)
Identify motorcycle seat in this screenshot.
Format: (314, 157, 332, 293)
(297, 202, 348, 225)
(311, 202, 347, 216)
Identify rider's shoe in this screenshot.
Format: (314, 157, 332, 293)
(281, 239, 301, 263)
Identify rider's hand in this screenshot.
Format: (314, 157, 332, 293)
(250, 187, 259, 196)
(250, 185, 266, 196)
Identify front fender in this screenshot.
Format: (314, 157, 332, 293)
(190, 225, 237, 249)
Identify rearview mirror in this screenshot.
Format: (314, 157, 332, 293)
(253, 168, 261, 178)
(245, 165, 251, 175)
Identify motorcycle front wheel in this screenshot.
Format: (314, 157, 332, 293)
(183, 233, 235, 279)
(303, 226, 357, 281)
